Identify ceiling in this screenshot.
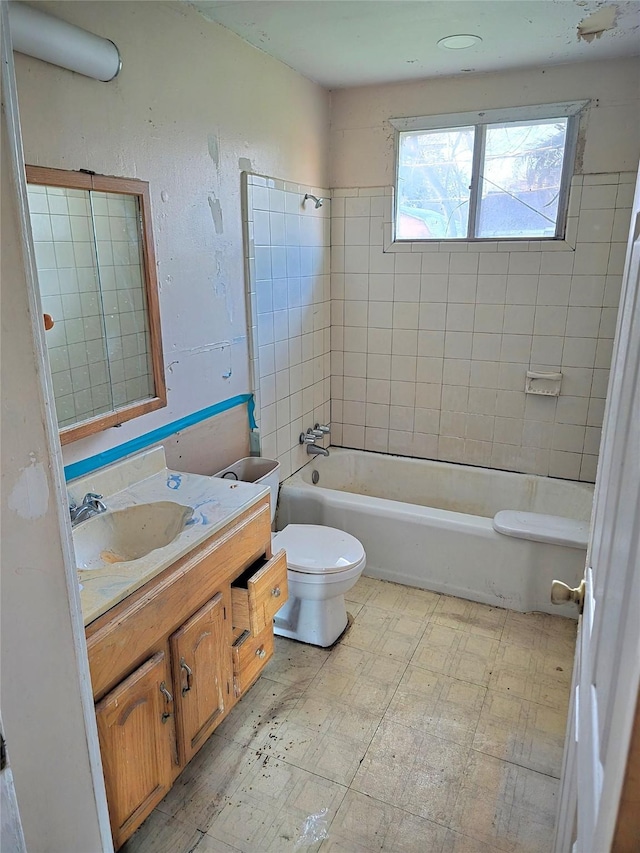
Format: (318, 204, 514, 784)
(191, 0, 640, 88)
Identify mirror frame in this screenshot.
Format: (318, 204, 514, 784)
(26, 165, 166, 445)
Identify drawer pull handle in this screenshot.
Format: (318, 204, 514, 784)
(159, 681, 173, 723)
(256, 647, 267, 660)
(180, 657, 193, 695)
(271, 587, 281, 598)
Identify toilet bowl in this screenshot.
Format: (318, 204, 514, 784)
(214, 457, 366, 647)
(271, 523, 366, 646)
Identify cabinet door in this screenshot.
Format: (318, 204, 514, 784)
(170, 592, 233, 764)
(95, 651, 174, 849)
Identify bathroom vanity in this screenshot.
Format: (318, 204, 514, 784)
(74, 450, 287, 848)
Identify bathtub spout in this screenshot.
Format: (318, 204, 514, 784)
(307, 445, 329, 457)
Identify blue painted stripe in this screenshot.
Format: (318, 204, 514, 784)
(64, 393, 254, 482)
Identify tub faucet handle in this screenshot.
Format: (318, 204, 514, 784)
(314, 423, 331, 434)
(300, 431, 316, 444)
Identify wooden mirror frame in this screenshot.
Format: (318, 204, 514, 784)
(26, 166, 166, 445)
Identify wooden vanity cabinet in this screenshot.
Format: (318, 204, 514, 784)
(85, 495, 288, 849)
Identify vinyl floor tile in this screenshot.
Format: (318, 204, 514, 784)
(323, 789, 449, 852)
(289, 692, 382, 744)
(192, 834, 242, 852)
(363, 578, 441, 620)
(449, 751, 559, 853)
(501, 610, 577, 657)
(157, 735, 249, 829)
(489, 643, 572, 712)
(385, 665, 486, 746)
(204, 756, 347, 853)
(411, 622, 499, 686)
(352, 719, 469, 826)
(345, 574, 380, 604)
(265, 636, 331, 687)
(341, 604, 427, 661)
(433, 595, 508, 639)
(306, 645, 407, 715)
(214, 676, 303, 749)
(255, 717, 369, 786)
(121, 810, 203, 853)
(472, 689, 567, 777)
(442, 828, 507, 853)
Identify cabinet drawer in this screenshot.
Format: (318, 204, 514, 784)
(232, 625, 274, 697)
(231, 549, 288, 638)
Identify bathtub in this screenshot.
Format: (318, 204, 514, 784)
(276, 448, 594, 618)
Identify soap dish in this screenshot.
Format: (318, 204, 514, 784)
(525, 370, 562, 397)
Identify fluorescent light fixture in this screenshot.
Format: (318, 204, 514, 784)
(437, 34, 483, 50)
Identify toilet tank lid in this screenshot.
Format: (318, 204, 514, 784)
(273, 524, 365, 574)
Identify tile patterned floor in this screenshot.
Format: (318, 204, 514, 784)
(122, 577, 576, 853)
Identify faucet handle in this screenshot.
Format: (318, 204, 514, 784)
(300, 432, 316, 445)
(83, 492, 103, 503)
(314, 423, 331, 434)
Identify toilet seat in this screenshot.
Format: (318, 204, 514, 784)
(272, 524, 365, 575)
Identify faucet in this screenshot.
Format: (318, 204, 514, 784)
(299, 425, 330, 456)
(69, 492, 107, 527)
(307, 445, 330, 457)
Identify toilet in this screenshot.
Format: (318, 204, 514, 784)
(214, 457, 366, 647)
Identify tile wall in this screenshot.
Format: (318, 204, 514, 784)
(330, 173, 634, 482)
(92, 191, 154, 409)
(244, 174, 331, 480)
(28, 185, 153, 427)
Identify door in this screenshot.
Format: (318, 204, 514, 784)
(170, 592, 233, 764)
(554, 176, 640, 852)
(95, 651, 174, 849)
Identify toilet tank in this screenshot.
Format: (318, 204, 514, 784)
(213, 457, 280, 524)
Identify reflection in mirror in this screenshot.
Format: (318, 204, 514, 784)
(26, 168, 166, 444)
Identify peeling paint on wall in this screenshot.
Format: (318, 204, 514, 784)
(238, 157, 253, 172)
(207, 133, 220, 169)
(8, 454, 50, 519)
(207, 193, 224, 234)
(577, 6, 618, 42)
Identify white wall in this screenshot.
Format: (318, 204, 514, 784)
(330, 57, 640, 188)
(14, 0, 330, 468)
(1, 22, 110, 848)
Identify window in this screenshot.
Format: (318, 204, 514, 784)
(392, 102, 586, 242)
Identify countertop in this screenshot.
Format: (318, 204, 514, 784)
(71, 448, 269, 626)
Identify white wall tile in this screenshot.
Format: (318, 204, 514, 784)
(329, 176, 624, 481)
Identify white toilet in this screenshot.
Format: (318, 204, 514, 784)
(215, 458, 366, 647)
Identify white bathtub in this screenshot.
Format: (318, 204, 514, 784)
(276, 448, 594, 617)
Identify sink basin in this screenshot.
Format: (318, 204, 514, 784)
(74, 501, 193, 570)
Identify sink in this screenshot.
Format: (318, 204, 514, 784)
(74, 501, 194, 570)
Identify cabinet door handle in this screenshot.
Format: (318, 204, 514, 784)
(271, 587, 281, 598)
(159, 681, 173, 723)
(180, 657, 193, 695)
(255, 647, 267, 660)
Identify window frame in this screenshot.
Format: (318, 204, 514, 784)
(390, 101, 588, 243)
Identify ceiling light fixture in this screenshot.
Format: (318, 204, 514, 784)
(437, 34, 483, 50)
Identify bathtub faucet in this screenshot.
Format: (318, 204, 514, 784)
(299, 426, 330, 456)
(307, 444, 330, 457)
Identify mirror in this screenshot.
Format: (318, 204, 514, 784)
(25, 166, 166, 444)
